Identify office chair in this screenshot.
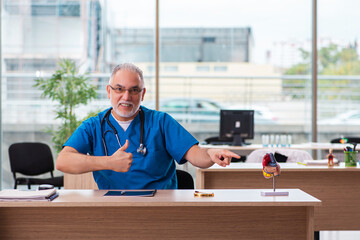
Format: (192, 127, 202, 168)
(330, 137, 360, 144)
(8, 142, 64, 189)
(176, 169, 194, 189)
(204, 136, 233, 145)
(246, 149, 313, 163)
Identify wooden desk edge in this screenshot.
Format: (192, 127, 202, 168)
(0, 189, 321, 208)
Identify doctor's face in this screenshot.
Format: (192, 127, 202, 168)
(107, 69, 146, 121)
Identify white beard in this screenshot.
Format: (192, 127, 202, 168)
(112, 100, 140, 119)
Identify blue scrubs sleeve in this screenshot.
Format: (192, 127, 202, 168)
(63, 120, 94, 155)
(162, 114, 199, 164)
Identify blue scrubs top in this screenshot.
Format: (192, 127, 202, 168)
(64, 106, 198, 190)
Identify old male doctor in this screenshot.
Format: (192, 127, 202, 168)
(56, 63, 240, 189)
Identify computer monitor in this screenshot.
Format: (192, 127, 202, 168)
(219, 109, 254, 146)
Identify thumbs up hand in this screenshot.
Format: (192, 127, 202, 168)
(108, 140, 133, 172)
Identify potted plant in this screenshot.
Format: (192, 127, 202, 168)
(34, 58, 97, 153)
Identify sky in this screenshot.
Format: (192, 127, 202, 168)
(103, 0, 360, 65)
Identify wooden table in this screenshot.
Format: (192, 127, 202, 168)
(0, 189, 320, 240)
(196, 162, 360, 231)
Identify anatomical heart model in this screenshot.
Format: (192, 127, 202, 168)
(261, 153, 288, 196)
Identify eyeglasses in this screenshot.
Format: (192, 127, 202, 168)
(108, 85, 143, 95)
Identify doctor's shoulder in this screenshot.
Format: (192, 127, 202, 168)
(79, 109, 107, 129)
(142, 106, 174, 124)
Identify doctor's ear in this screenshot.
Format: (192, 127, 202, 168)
(107, 85, 111, 99)
(141, 88, 146, 101)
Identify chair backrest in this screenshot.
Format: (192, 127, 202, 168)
(176, 169, 194, 189)
(9, 142, 54, 176)
(330, 137, 360, 144)
(204, 136, 233, 145)
(246, 149, 313, 163)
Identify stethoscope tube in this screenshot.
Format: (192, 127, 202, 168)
(137, 107, 147, 156)
(101, 107, 147, 156)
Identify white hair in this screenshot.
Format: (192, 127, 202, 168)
(109, 63, 144, 86)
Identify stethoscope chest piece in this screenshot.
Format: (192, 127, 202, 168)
(137, 143, 147, 156)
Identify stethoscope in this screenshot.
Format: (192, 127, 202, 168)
(100, 107, 147, 156)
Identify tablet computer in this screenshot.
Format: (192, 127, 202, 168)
(104, 190, 157, 197)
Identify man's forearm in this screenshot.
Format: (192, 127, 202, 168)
(185, 145, 239, 168)
(56, 147, 108, 174)
(184, 145, 215, 168)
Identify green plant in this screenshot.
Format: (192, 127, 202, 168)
(34, 59, 97, 153)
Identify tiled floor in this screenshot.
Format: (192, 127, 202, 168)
(320, 231, 360, 240)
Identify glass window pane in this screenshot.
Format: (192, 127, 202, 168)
(160, 0, 311, 145)
(317, 0, 360, 133)
(1, 0, 155, 189)
(317, 0, 360, 159)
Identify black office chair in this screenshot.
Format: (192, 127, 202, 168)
(176, 169, 194, 189)
(8, 142, 64, 189)
(204, 136, 233, 145)
(330, 137, 360, 144)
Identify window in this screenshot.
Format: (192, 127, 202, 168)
(160, 0, 311, 143)
(196, 66, 210, 72)
(31, 0, 57, 16)
(59, 1, 80, 16)
(0, 0, 156, 189)
(2, 0, 360, 191)
(31, 0, 80, 17)
(214, 66, 227, 72)
(163, 66, 178, 72)
(317, 0, 360, 141)
(202, 37, 216, 43)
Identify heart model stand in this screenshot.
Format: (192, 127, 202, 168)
(261, 153, 289, 196)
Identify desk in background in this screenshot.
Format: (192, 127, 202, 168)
(0, 189, 320, 240)
(63, 142, 347, 189)
(199, 142, 347, 151)
(200, 142, 348, 160)
(196, 162, 360, 231)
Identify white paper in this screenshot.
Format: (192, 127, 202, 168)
(0, 189, 57, 201)
(302, 159, 339, 166)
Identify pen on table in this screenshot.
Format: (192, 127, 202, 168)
(297, 162, 306, 166)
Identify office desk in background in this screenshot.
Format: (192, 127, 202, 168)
(0, 189, 320, 240)
(200, 142, 348, 160)
(196, 162, 360, 232)
(200, 142, 347, 151)
(62, 142, 347, 189)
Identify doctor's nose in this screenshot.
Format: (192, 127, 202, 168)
(121, 89, 132, 100)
